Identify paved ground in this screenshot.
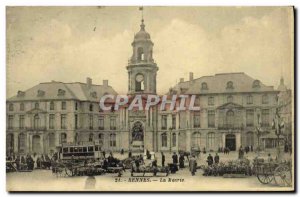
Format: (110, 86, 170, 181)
(6, 150, 293, 191)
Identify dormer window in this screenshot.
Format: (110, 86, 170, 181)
(37, 90, 45, 97)
(226, 81, 234, 89)
(252, 80, 260, 88)
(90, 91, 97, 98)
(201, 82, 208, 90)
(57, 89, 65, 96)
(17, 91, 25, 97)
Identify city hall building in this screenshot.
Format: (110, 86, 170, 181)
(7, 18, 284, 155)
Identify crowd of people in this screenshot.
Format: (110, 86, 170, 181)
(6, 153, 53, 171)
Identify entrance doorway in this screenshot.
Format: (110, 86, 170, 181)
(225, 134, 236, 151)
(32, 135, 41, 154)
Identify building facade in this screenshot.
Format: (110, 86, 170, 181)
(7, 18, 282, 155)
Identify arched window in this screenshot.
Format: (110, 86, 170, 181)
(34, 102, 39, 109)
(262, 94, 269, 104)
(48, 133, 55, 148)
(34, 114, 40, 129)
(226, 110, 234, 128)
(207, 132, 215, 150)
(192, 132, 201, 148)
(89, 133, 94, 142)
(110, 134, 116, 147)
(98, 133, 104, 147)
(172, 133, 176, 147)
(227, 95, 233, 103)
(161, 133, 167, 147)
(226, 81, 234, 89)
(6, 133, 14, 154)
(137, 47, 144, 61)
(18, 133, 26, 153)
(60, 133, 67, 144)
(9, 103, 14, 111)
(201, 82, 208, 90)
(50, 101, 54, 110)
(20, 103, 25, 111)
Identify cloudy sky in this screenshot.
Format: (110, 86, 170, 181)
(6, 6, 293, 97)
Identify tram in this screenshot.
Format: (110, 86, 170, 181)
(57, 142, 103, 160)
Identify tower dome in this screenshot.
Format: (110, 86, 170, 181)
(134, 19, 151, 41)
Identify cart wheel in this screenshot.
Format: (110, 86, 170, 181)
(65, 167, 74, 177)
(257, 174, 273, 184)
(274, 165, 292, 187)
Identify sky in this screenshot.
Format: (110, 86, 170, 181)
(6, 6, 293, 97)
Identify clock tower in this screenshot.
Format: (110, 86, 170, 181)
(127, 18, 158, 95)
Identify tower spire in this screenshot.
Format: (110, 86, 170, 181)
(139, 6, 145, 30)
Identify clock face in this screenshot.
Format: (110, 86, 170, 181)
(135, 74, 144, 82)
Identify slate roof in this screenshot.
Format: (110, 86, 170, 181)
(8, 81, 118, 102)
(171, 72, 277, 95)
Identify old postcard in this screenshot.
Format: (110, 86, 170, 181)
(6, 6, 294, 192)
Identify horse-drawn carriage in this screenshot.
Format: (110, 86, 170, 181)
(253, 158, 292, 187)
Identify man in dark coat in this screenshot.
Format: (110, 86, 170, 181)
(172, 152, 178, 164)
(179, 154, 185, 168)
(161, 152, 165, 167)
(189, 155, 197, 176)
(214, 153, 220, 164)
(206, 154, 213, 166)
(128, 150, 132, 158)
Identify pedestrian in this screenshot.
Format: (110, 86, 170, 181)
(15, 155, 20, 170)
(172, 152, 178, 172)
(128, 150, 132, 158)
(238, 146, 244, 159)
(102, 150, 106, 158)
(203, 147, 206, 154)
(206, 154, 213, 166)
(146, 149, 151, 160)
(179, 154, 185, 169)
(172, 152, 178, 164)
(161, 152, 165, 167)
(121, 148, 124, 155)
(267, 153, 273, 162)
(189, 155, 197, 176)
(214, 153, 220, 164)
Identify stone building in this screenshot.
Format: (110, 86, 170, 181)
(6, 18, 281, 155)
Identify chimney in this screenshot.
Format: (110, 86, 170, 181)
(189, 72, 194, 81)
(103, 80, 108, 87)
(86, 77, 92, 89)
(180, 78, 184, 83)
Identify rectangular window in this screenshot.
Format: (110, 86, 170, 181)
(50, 102, 54, 110)
(172, 133, 176, 147)
(8, 115, 14, 129)
(161, 134, 167, 147)
(110, 134, 116, 147)
(98, 116, 104, 130)
(61, 114, 66, 129)
(110, 117, 116, 130)
(75, 102, 78, 110)
(61, 101, 66, 110)
(19, 115, 25, 129)
(262, 95, 269, 104)
(261, 109, 269, 127)
(75, 114, 78, 129)
(208, 110, 215, 128)
(193, 112, 200, 128)
(246, 109, 254, 127)
(89, 114, 93, 130)
(247, 95, 253, 104)
(208, 97, 214, 106)
(172, 115, 176, 129)
(49, 114, 55, 129)
(161, 115, 167, 130)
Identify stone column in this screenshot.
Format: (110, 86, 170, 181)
(186, 130, 191, 152)
(236, 132, 241, 150)
(14, 133, 18, 154)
